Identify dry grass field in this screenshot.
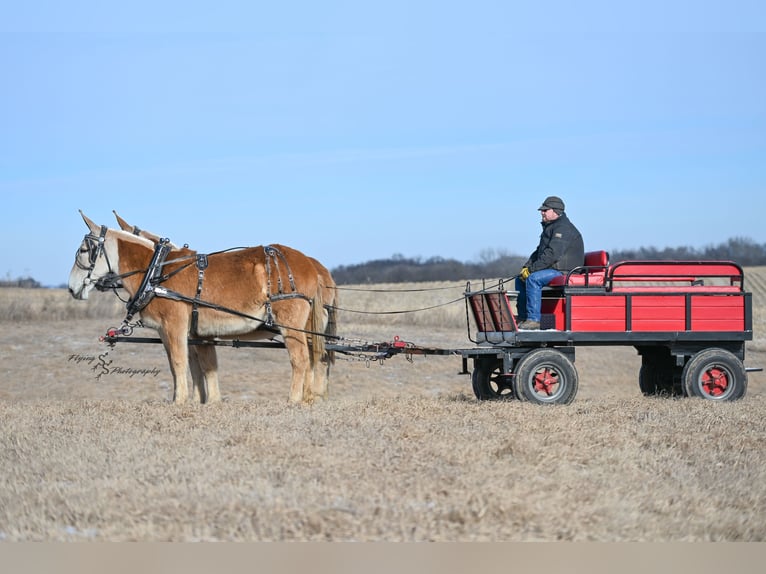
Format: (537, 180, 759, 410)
(1, 270, 765, 541)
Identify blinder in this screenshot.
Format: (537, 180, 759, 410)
(75, 225, 107, 270)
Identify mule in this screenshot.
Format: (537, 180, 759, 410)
(111, 211, 338, 402)
(109, 213, 221, 403)
(69, 211, 329, 405)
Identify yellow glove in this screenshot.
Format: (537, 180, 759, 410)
(520, 267, 530, 281)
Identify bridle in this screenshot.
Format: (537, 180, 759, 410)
(74, 225, 126, 291)
(75, 225, 108, 283)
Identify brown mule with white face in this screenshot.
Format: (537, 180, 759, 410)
(110, 212, 222, 404)
(111, 211, 338, 402)
(69, 211, 327, 405)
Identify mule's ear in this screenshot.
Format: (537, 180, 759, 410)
(113, 210, 131, 231)
(79, 210, 100, 233)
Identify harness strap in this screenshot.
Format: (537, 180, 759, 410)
(119, 243, 312, 335)
(147, 286, 286, 336)
(125, 238, 173, 321)
(190, 254, 208, 336)
(263, 245, 300, 326)
(264, 245, 297, 294)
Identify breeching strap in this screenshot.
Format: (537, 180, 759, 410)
(262, 245, 306, 326)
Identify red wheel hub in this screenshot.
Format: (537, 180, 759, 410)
(700, 366, 730, 397)
(533, 368, 559, 396)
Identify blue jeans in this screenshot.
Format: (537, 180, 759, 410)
(515, 269, 563, 322)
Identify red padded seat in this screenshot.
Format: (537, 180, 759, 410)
(548, 250, 609, 287)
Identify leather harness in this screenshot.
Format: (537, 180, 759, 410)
(121, 242, 310, 335)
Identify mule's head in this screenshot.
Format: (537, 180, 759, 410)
(68, 211, 120, 300)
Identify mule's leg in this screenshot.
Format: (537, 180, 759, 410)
(305, 298, 328, 401)
(159, 329, 191, 404)
(189, 347, 205, 403)
(194, 345, 221, 403)
(310, 303, 335, 400)
(310, 349, 330, 401)
(321, 358, 332, 398)
(283, 331, 313, 404)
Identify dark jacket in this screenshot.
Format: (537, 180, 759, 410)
(524, 213, 584, 273)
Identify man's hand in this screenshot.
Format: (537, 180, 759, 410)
(520, 267, 530, 281)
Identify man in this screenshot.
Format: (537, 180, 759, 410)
(516, 196, 584, 330)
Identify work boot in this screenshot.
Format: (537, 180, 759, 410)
(518, 320, 540, 330)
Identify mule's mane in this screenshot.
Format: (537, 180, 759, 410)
(109, 227, 156, 247)
(109, 227, 196, 258)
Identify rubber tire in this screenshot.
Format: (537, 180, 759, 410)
(471, 359, 515, 401)
(682, 348, 747, 401)
(513, 348, 579, 405)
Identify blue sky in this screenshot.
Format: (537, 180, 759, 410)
(1, 1, 764, 286)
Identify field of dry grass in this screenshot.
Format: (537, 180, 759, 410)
(1, 271, 765, 541)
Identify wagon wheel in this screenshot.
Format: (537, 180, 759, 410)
(472, 359, 515, 400)
(682, 348, 747, 401)
(513, 348, 579, 405)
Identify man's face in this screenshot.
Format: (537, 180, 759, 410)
(540, 208, 559, 223)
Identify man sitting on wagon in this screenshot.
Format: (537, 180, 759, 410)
(516, 196, 584, 330)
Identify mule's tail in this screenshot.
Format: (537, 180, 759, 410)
(324, 290, 337, 365)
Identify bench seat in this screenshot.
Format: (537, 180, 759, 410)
(548, 250, 609, 287)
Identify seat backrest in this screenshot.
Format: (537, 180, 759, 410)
(584, 250, 609, 268)
(548, 250, 609, 287)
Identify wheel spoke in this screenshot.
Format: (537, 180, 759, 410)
(491, 373, 514, 396)
(473, 360, 514, 400)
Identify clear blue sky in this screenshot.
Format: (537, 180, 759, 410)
(2, 1, 764, 286)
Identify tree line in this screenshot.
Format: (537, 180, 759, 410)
(0, 276, 43, 288)
(331, 237, 766, 284)
(3, 237, 765, 288)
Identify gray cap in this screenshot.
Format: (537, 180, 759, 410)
(538, 196, 565, 212)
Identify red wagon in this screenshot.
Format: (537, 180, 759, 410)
(463, 253, 757, 404)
